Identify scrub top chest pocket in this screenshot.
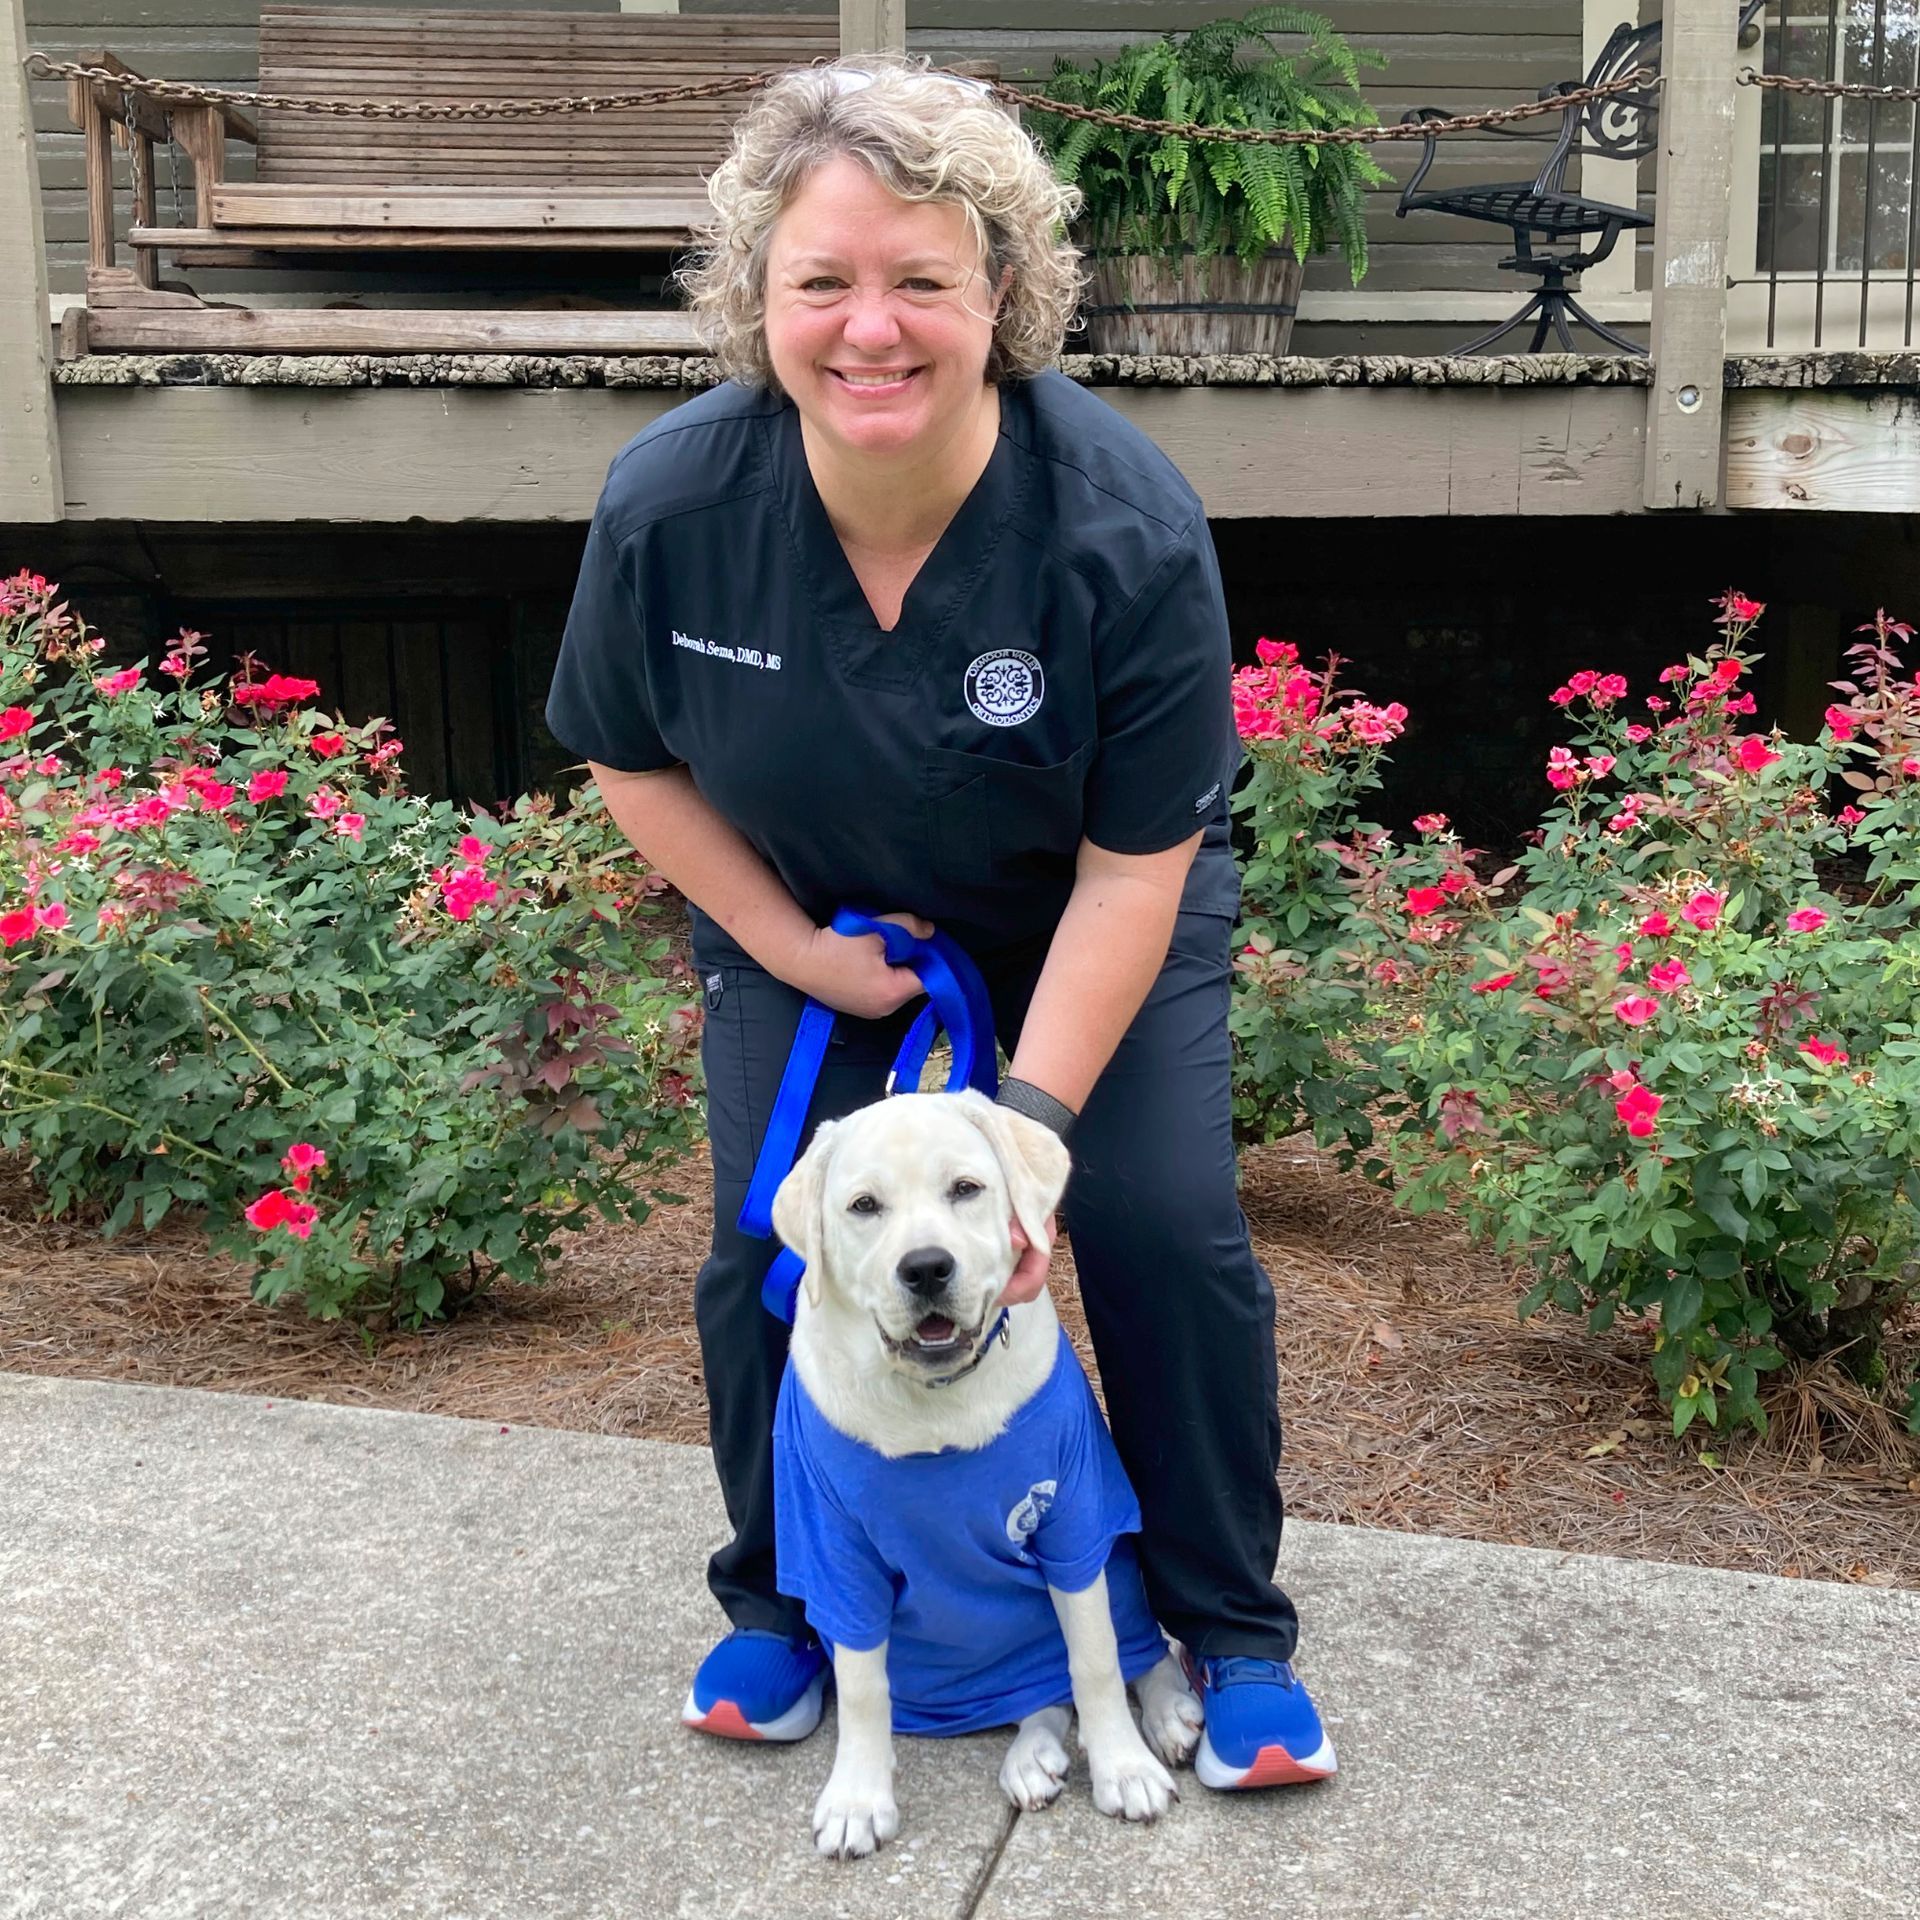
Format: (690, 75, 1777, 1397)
(922, 739, 1096, 890)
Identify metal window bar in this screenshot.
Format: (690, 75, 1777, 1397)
(1815, 0, 1838, 345)
(1860, 0, 1889, 344)
(1907, 44, 1920, 340)
(1767, 0, 1785, 344)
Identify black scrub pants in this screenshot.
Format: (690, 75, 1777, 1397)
(690, 905, 1300, 1663)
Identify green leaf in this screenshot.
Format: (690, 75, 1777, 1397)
(1664, 1273, 1705, 1336)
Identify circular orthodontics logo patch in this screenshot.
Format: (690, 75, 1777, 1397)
(964, 648, 1045, 728)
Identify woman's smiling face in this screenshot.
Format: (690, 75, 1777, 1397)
(763, 153, 1003, 462)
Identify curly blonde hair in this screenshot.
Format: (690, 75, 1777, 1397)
(679, 57, 1083, 388)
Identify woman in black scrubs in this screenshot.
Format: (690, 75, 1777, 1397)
(545, 59, 1334, 1792)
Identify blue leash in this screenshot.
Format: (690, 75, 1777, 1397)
(738, 908, 999, 1325)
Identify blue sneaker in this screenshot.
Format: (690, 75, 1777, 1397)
(681, 1628, 829, 1742)
(1184, 1654, 1338, 1790)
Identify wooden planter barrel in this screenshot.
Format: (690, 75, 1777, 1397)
(1079, 249, 1304, 357)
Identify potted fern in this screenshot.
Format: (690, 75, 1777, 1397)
(1028, 6, 1388, 356)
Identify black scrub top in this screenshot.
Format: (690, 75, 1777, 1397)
(545, 369, 1242, 962)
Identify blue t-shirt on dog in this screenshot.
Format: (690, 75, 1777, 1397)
(773, 1326, 1168, 1735)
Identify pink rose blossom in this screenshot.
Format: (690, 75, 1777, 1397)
(1681, 890, 1724, 932)
(1614, 1084, 1663, 1138)
(1799, 1037, 1849, 1066)
(1786, 907, 1828, 933)
(247, 769, 288, 804)
(1411, 813, 1448, 835)
(281, 1142, 328, 1193)
(1613, 995, 1660, 1026)
(1405, 886, 1445, 918)
(1733, 735, 1781, 774)
(1624, 724, 1652, 744)
(94, 667, 141, 697)
(1648, 959, 1691, 995)
(244, 1188, 320, 1239)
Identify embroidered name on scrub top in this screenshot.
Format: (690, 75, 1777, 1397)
(545, 370, 1245, 958)
(772, 1327, 1170, 1735)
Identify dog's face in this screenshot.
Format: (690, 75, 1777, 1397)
(771, 1090, 1070, 1377)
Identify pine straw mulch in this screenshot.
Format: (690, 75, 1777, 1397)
(3, 1142, 1917, 1591)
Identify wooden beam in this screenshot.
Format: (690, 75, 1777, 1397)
(1725, 389, 1920, 512)
(204, 186, 714, 232)
(50, 384, 1650, 523)
(1643, 0, 1738, 511)
(842, 0, 908, 59)
(132, 226, 703, 255)
(1, 0, 63, 522)
(84, 304, 705, 355)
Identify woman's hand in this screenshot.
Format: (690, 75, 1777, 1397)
(788, 912, 933, 1019)
(1001, 1213, 1057, 1307)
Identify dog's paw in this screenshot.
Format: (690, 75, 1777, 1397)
(1135, 1656, 1204, 1768)
(1087, 1734, 1177, 1823)
(813, 1774, 898, 1860)
(999, 1715, 1072, 1811)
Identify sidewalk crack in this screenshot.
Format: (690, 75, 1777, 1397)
(957, 1802, 1019, 1920)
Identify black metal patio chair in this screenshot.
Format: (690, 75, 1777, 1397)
(1395, 3, 1768, 355)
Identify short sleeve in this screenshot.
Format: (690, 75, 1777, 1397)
(1028, 1376, 1144, 1596)
(1080, 509, 1241, 857)
(543, 505, 679, 775)
(773, 1423, 896, 1654)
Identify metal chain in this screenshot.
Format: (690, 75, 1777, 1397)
(1738, 67, 1920, 103)
(22, 55, 797, 121)
(24, 49, 1660, 142)
(1007, 65, 1660, 146)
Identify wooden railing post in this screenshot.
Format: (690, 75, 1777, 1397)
(1643, 0, 1739, 510)
(840, 0, 906, 60)
(2, 0, 64, 522)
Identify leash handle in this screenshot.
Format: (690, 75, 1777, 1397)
(737, 909, 998, 1324)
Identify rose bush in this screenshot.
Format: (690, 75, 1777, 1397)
(1228, 637, 1407, 1152)
(1232, 595, 1920, 1434)
(0, 572, 700, 1328)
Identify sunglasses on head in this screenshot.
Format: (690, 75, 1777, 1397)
(828, 66, 996, 101)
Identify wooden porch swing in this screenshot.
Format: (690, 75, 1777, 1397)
(68, 7, 843, 356)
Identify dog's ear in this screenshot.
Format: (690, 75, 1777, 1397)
(772, 1117, 841, 1310)
(955, 1091, 1070, 1248)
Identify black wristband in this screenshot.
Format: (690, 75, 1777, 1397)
(995, 1077, 1078, 1144)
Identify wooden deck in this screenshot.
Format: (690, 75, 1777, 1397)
(28, 350, 1883, 524)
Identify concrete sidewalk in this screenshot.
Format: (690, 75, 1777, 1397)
(1, 1371, 1913, 1920)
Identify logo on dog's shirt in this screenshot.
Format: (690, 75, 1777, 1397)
(773, 1328, 1167, 1735)
(1005, 1480, 1058, 1562)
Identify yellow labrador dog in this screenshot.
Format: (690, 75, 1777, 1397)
(770, 1089, 1204, 1860)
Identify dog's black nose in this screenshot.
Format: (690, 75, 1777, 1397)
(896, 1247, 955, 1299)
